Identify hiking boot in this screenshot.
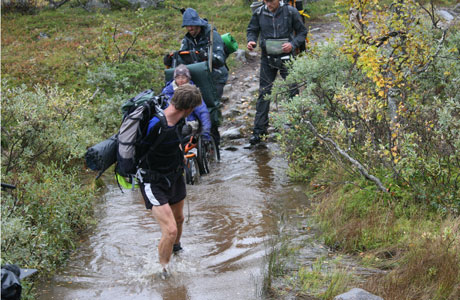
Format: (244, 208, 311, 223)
(249, 134, 261, 145)
(172, 243, 183, 254)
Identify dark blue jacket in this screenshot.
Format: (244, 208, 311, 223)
(161, 80, 212, 137)
(247, 3, 308, 56)
(180, 23, 228, 84)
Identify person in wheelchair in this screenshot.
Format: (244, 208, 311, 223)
(161, 64, 212, 141)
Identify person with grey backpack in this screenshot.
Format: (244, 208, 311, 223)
(134, 84, 202, 279)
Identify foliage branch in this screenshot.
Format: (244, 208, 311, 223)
(272, 0, 460, 212)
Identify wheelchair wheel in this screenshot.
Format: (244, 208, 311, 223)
(197, 135, 219, 175)
(185, 155, 200, 185)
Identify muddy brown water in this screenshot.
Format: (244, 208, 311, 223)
(38, 144, 315, 300)
(38, 22, 354, 299)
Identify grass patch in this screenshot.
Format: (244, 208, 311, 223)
(305, 0, 342, 19)
(296, 256, 353, 299)
(310, 165, 460, 300)
(1, 1, 253, 91)
(364, 218, 460, 300)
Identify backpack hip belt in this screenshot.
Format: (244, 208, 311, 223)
(138, 166, 183, 187)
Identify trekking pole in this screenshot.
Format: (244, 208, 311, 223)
(186, 197, 191, 223)
(208, 18, 213, 72)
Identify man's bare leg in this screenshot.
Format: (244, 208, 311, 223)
(170, 199, 185, 246)
(151, 204, 177, 267)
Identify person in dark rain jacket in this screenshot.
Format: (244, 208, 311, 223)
(178, 8, 228, 146)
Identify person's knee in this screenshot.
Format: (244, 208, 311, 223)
(175, 213, 185, 226)
(165, 224, 178, 241)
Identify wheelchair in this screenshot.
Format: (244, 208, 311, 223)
(181, 121, 219, 185)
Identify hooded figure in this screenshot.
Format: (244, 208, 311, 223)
(181, 8, 208, 27)
(173, 63, 192, 80)
(179, 8, 228, 146)
(180, 8, 228, 85)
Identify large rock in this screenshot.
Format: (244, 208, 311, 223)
(437, 10, 454, 21)
(126, 0, 163, 8)
(333, 288, 383, 300)
(221, 127, 243, 140)
(235, 49, 247, 63)
(223, 84, 233, 96)
(454, 4, 460, 14)
(84, 0, 163, 10)
(223, 108, 241, 119)
(85, 0, 109, 9)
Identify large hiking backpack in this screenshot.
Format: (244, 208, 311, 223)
(84, 90, 168, 184)
(116, 89, 167, 178)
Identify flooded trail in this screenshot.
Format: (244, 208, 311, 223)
(38, 24, 353, 298)
(29, 17, 390, 299)
(39, 145, 310, 300)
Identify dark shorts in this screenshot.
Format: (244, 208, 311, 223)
(140, 174, 186, 209)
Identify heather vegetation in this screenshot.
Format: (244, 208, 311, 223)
(270, 0, 460, 299)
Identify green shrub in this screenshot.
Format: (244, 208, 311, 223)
(1, 80, 101, 290)
(86, 59, 164, 96)
(1, 81, 100, 173)
(271, 42, 363, 180)
(1, 164, 96, 277)
(272, 8, 460, 213)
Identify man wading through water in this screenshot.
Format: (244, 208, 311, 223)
(247, 0, 307, 145)
(138, 84, 202, 278)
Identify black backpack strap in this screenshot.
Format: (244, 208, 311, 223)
(137, 118, 168, 169)
(135, 102, 168, 165)
(175, 118, 186, 158)
(139, 117, 185, 169)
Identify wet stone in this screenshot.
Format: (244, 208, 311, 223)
(455, 4, 460, 14)
(230, 91, 241, 102)
(248, 51, 259, 59)
(437, 10, 454, 21)
(38, 32, 50, 39)
(235, 49, 247, 63)
(221, 95, 230, 103)
(223, 84, 233, 95)
(224, 146, 238, 151)
(333, 288, 383, 300)
(248, 86, 259, 94)
(223, 108, 241, 119)
(221, 127, 243, 140)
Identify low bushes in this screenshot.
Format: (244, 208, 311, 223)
(0, 81, 103, 296)
(271, 1, 460, 299)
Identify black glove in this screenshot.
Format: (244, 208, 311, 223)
(163, 53, 173, 67)
(197, 49, 208, 61)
